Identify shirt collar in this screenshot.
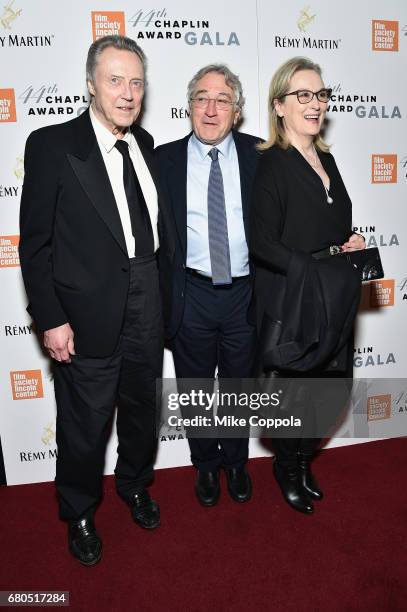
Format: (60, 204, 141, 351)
(190, 131, 234, 161)
(89, 105, 133, 153)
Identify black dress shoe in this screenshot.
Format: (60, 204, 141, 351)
(225, 466, 252, 503)
(129, 489, 160, 529)
(273, 461, 313, 514)
(195, 470, 220, 506)
(68, 517, 102, 566)
(298, 453, 324, 500)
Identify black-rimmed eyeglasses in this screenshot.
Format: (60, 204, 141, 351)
(283, 88, 332, 104)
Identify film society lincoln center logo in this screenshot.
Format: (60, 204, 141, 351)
(370, 279, 395, 308)
(91, 12, 125, 40)
(371, 154, 397, 183)
(10, 370, 44, 400)
(367, 394, 392, 421)
(372, 20, 398, 51)
(0, 89, 17, 122)
(0, 235, 20, 267)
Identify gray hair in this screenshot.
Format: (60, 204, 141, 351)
(86, 35, 146, 85)
(187, 64, 245, 110)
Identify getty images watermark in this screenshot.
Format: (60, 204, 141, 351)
(166, 387, 301, 431)
(158, 378, 304, 438)
(158, 378, 407, 439)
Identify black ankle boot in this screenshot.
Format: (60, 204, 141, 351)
(273, 461, 313, 514)
(298, 452, 323, 500)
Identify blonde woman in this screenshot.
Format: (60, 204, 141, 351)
(250, 57, 364, 514)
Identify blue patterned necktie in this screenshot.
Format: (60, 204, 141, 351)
(207, 147, 232, 285)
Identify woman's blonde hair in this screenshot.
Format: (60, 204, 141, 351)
(258, 56, 329, 152)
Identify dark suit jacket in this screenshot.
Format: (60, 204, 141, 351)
(156, 130, 261, 340)
(19, 109, 173, 357)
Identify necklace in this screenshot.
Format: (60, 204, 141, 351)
(298, 145, 334, 204)
(301, 144, 320, 169)
(324, 185, 333, 204)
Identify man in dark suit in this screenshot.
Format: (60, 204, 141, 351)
(19, 35, 172, 566)
(157, 65, 260, 506)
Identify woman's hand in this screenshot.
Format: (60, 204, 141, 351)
(341, 233, 366, 252)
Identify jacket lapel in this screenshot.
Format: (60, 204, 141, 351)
(67, 110, 127, 255)
(133, 127, 175, 259)
(234, 130, 257, 241)
(133, 128, 159, 187)
(165, 135, 189, 258)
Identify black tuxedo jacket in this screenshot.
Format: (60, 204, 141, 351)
(19, 109, 174, 357)
(156, 130, 261, 340)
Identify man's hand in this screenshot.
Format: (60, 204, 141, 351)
(341, 233, 366, 252)
(43, 323, 75, 363)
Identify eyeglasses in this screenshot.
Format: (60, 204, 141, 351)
(284, 88, 332, 104)
(190, 96, 235, 111)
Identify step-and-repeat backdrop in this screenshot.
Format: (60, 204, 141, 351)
(1, 0, 406, 485)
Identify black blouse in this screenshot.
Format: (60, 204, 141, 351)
(250, 144, 352, 276)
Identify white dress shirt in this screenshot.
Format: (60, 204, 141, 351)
(90, 106, 159, 256)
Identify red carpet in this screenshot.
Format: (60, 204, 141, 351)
(0, 438, 406, 611)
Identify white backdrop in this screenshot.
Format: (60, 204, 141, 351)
(1, 0, 406, 485)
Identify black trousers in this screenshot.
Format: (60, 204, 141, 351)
(171, 273, 256, 472)
(273, 373, 352, 469)
(54, 256, 163, 521)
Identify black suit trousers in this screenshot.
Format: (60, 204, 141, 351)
(171, 274, 256, 472)
(54, 256, 163, 521)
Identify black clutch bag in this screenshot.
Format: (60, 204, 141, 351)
(335, 247, 384, 281)
(313, 246, 384, 282)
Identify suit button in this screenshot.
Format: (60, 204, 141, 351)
(330, 359, 338, 368)
(181, 292, 184, 297)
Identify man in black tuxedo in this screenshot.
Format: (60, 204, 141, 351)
(19, 35, 172, 566)
(157, 65, 260, 506)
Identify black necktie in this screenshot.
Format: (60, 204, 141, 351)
(114, 139, 154, 256)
